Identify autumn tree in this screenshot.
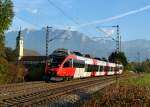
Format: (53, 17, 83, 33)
(0, 0, 14, 57)
(5, 47, 17, 61)
(0, 0, 14, 84)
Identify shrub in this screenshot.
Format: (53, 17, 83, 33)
(25, 64, 45, 81)
(0, 57, 8, 84)
(0, 60, 26, 84)
(81, 74, 150, 107)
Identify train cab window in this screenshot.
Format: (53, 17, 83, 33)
(63, 60, 72, 68)
(49, 55, 66, 68)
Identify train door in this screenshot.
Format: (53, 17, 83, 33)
(73, 60, 85, 78)
(99, 66, 105, 76)
(82, 64, 88, 77)
(96, 65, 100, 76)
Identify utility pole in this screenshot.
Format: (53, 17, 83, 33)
(46, 26, 52, 60)
(116, 25, 119, 53)
(112, 25, 121, 83)
(96, 25, 121, 53)
(112, 25, 120, 53)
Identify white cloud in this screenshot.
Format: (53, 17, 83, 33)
(31, 9, 38, 14)
(77, 4, 150, 28)
(51, 24, 77, 31)
(13, 0, 41, 14)
(101, 29, 115, 37)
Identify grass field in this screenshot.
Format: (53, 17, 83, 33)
(126, 73, 150, 86)
(80, 73, 150, 107)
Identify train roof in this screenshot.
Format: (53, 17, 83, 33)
(72, 51, 83, 56)
(50, 48, 70, 57)
(50, 48, 123, 66)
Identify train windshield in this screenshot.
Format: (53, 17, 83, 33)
(48, 55, 66, 68)
(48, 48, 69, 68)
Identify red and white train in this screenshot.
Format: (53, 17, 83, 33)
(45, 48, 123, 81)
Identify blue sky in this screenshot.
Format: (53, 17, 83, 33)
(11, 0, 150, 41)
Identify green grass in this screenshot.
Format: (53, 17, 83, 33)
(123, 73, 150, 86)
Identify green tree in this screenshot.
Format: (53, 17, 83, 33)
(5, 47, 17, 61)
(0, 0, 14, 84)
(0, 58, 8, 83)
(130, 60, 150, 73)
(108, 51, 128, 68)
(0, 0, 14, 57)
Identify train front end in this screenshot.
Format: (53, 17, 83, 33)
(45, 49, 69, 81)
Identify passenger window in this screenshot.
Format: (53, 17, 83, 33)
(100, 66, 103, 71)
(110, 67, 113, 72)
(73, 60, 85, 68)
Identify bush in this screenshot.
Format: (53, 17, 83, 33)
(0, 57, 8, 84)
(130, 59, 150, 73)
(0, 59, 26, 84)
(81, 74, 150, 107)
(25, 64, 45, 81)
(92, 85, 150, 107)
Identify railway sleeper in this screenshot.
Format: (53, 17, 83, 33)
(12, 87, 78, 106)
(0, 76, 119, 106)
(3, 91, 54, 106)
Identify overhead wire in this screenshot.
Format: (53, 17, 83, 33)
(47, 0, 94, 36)
(15, 15, 41, 29)
(47, 0, 79, 25)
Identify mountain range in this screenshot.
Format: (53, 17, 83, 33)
(5, 28, 150, 62)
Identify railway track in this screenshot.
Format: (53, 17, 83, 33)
(0, 75, 125, 107)
(0, 81, 44, 93)
(0, 77, 106, 97)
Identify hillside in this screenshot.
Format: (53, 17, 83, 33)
(5, 28, 150, 61)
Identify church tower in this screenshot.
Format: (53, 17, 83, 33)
(16, 28, 24, 60)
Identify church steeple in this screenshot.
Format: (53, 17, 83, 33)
(16, 28, 24, 60)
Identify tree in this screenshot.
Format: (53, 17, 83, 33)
(108, 51, 128, 68)
(130, 59, 150, 73)
(0, 0, 14, 84)
(0, 58, 8, 83)
(5, 47, 17, 61)
(0, 0, 14, 57)
(5, 64, 26, 83)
